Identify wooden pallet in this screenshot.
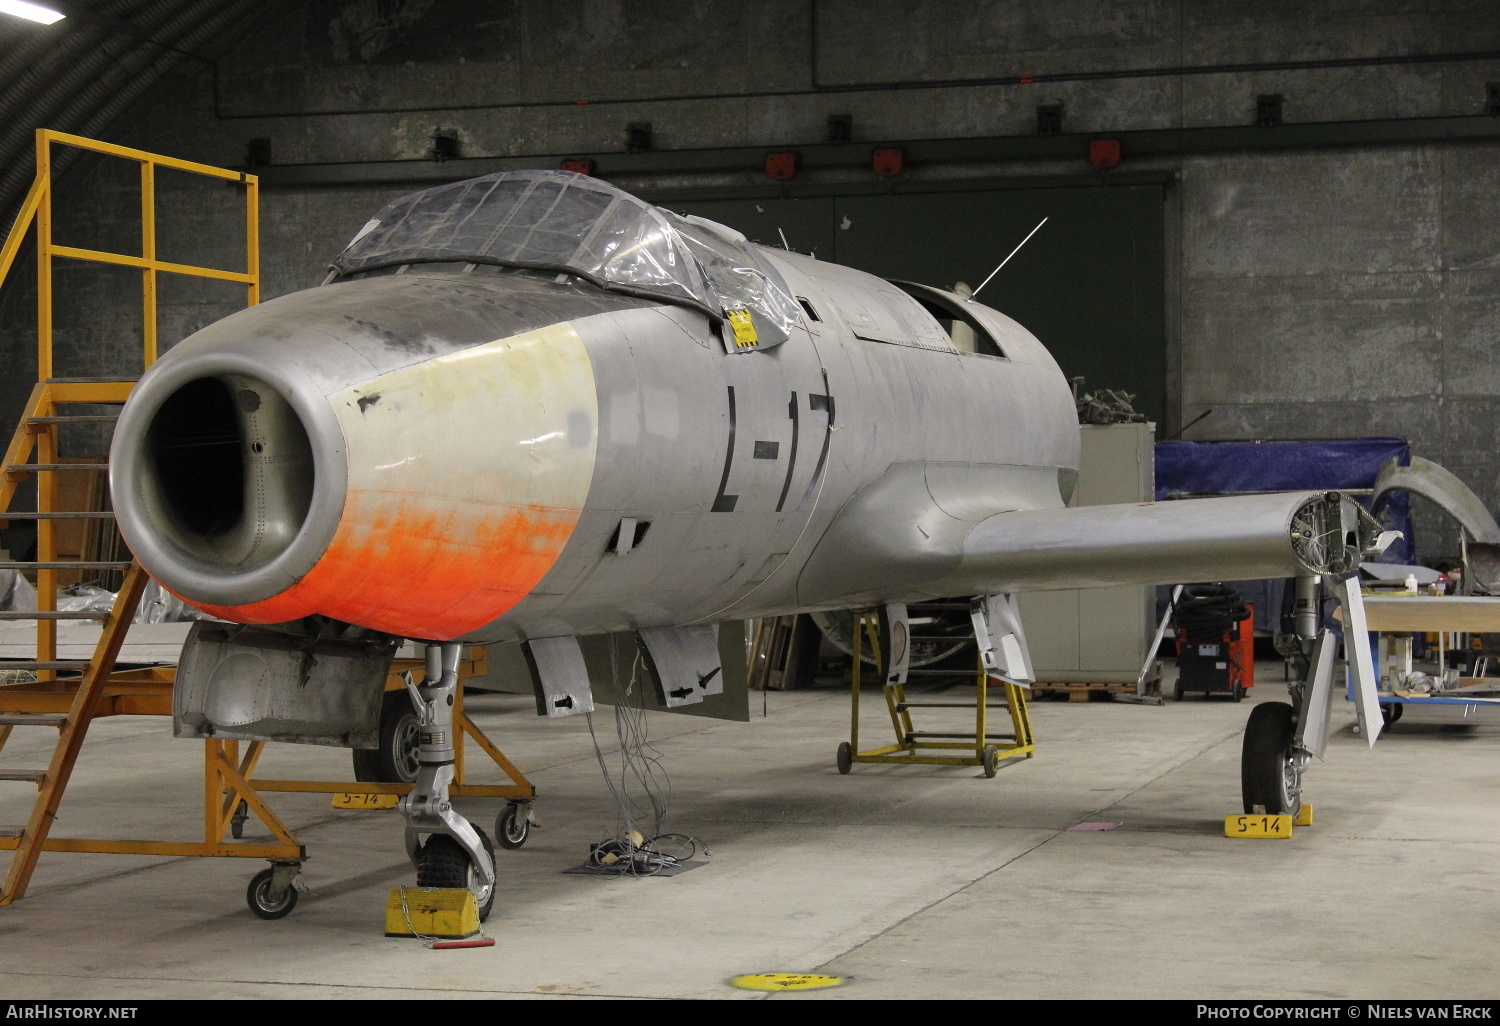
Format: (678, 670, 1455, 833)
(1034, 675, 1161, 702)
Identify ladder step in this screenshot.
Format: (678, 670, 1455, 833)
(896, 702, 1014, 710)
(0, 511, 116, 519)
(6, 464, 109, 473)
(0, 770, 46, 783)
(0, 827, 23, 838)
(45, 377, 138, 385)
(0, 611, 108, 620)
(0, 661, 90, 670)
(0, 714, 67, 727)
(905, 732, 1017, 741)
(27, 416, 120, 424)
(0, 562, 131, 570)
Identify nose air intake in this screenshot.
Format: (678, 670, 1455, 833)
(145, 374, 314, 571)
(112, 350, 348, 612)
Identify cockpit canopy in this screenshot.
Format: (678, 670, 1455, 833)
(332, 169, 801, 348)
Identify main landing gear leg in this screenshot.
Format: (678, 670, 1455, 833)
(398, 642, 497, 921)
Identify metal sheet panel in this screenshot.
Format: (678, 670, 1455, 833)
(522, 636, 595, 717)
(639, 624, 723, 708)
(1335, 576, 1383, 748)
(173, 621, 395, 748)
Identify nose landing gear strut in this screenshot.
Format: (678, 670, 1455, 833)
(398, 642, 496, 920)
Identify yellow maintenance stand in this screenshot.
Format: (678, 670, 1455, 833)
(0, 130, 535, 916)
(836, 610, 1035, 778)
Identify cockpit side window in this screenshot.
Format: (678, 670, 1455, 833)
(891, 282, 1007, 359)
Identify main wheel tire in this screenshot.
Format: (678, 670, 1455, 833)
(836, 741, 853, 775)
(353, 690, 422, 784)
(417, 829, 496, 922)
(981, 744, 1000, 778)
(1241, 701, 1300, 817)
(246, 866, 298, 920)
(496, 803, 529, 850)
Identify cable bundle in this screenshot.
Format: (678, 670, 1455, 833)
(584, 635, 707, 876)
(1175, 584, 1250, 643)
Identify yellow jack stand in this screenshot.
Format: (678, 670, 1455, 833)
(837, 611, 1035, 778)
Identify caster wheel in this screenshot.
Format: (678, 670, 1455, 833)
(981, 745, 1000, 779)
(1173, 682, 1184, 701)
(353, 689, 421, 784)
(1381, 703, 1404, 727)
(836, 741, 853, 775)
(496, 803, 530, 850)
(230, 799, 248, 840)
(1241, 701, 1301, 817)
(246, 866, 299, 920)
(417, 829, 496, 922)
(1232, 683, 1245, 702)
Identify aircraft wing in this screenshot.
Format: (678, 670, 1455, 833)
(798, 482, 1385, 608)
(954, 490, 1380, 594)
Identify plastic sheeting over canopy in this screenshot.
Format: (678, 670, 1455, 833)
(331, 170, 801, 350)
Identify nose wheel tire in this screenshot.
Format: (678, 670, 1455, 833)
(1241, 701, 1301, 817)
(496, 803, 530, 850)
(352, 690, 422, 784)
(417, 829, 496, 922)
(246, 866, 299, 920)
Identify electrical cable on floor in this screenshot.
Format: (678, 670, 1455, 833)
(583, 634, 709, 876)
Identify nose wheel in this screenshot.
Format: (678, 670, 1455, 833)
(417, 829, 496, 921)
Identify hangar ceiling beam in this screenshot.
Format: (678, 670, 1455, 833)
(244, 113, 1500, 191)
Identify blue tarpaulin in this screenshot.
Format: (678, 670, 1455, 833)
(1153, 438, 1413, 633)
(1155, 438, 1411, 502)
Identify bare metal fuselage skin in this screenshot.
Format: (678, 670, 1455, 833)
(110, 250, 1079, 643)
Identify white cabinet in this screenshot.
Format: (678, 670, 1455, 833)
(1018, 423, 1156, 684)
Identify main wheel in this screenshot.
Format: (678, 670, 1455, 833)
(353, 690, 421, 784)
(1241, 701, 1301, 817)
(417, 829, 496, 922)
(836, 741, 853, 775)
(246, 866, 298, 920)
(981, 745, 1000, 778)
(495, 803, 530, 850)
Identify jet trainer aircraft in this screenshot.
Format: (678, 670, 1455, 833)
(109, 170, 1390, 918)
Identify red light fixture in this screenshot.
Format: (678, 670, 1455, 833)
(765, 151, 797, 181)
(560, 158, 596, 176)
(1088, 139, 1121, 170)
(872, 147, 904, 177)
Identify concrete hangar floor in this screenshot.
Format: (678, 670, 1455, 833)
(0, 662, 1493, 1000)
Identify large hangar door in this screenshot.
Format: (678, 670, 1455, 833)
(673, 185, 1167, 424)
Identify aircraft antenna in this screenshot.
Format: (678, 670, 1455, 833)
(972, 216, 1048, 297)
(778, 228, 790, 250)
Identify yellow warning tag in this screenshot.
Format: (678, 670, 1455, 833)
(332, 792, 400, 810)
(1224, 813, 1292, 839)
(730, 973, 845, 991)
(726, 309, 759, 348)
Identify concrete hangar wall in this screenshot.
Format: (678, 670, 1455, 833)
(3, 0, 1499, 558)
